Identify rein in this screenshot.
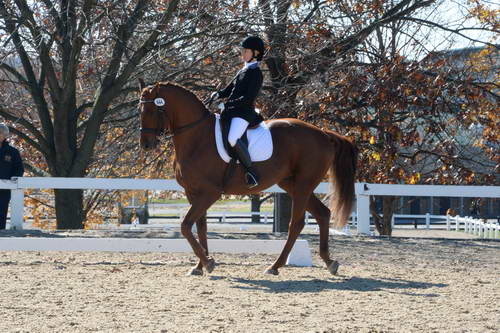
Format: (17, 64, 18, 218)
(139, 98, 210, 139)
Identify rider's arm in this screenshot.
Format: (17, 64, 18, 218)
(217, 80, 234, 99)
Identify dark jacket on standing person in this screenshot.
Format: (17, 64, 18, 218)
(217, 63, 264, 127)
(0, 140, 24, 180)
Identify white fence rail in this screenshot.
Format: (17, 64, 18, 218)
(354, 183, 499, 234)
(1, 177, 499, 234)
(447, 215, 500, 239)
(350, 213, 451, 229)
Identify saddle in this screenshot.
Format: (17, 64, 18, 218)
(213, 113, 273, 164)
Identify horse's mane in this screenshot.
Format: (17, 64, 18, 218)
(158, 81, 209, 111)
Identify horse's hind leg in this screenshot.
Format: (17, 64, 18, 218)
(307, 195, 339, 275)
(265, 180, 311, 275)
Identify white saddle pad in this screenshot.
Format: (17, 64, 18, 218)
(215, 113, 273, 163)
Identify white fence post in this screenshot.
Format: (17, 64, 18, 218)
(472, 218, 478, 236)
(10, 189, 24, 230)
(486, 224, 492, 239)
(356, 194, 370, 235)
(446, 215, 451, 231)
(446, 215, 498, 239)
(425, 213, 430, 230)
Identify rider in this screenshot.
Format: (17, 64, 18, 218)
(210, 36, 265, 188)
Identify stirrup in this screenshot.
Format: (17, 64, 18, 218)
(245, 172, 259, 188)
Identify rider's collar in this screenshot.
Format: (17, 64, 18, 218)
(243, 61, 259, 69)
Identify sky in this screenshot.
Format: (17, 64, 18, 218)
(248, 0, 497, 53)
(427, 0, 498, 51)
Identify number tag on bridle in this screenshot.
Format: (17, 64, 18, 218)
(154, 98, 166, 107)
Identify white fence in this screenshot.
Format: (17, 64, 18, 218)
(349, 213, 450, 229)
(447, 215, 500, 239)
(354, 183, 499, 234)
(1, 177, 499, 234)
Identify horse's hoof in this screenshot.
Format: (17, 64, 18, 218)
(204, 258, 216, 273)
(187, 267, 203, 276)
(327, 260, 339, 275)
(264, 268, 279, 275)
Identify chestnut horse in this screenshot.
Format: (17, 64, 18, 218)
(139, 81, 357, 276)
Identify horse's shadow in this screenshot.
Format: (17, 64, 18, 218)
(228, 276, 447, 296)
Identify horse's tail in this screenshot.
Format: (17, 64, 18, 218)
(327, 132, 358, 228)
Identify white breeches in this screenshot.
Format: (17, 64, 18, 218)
(228, 117, 250, 147)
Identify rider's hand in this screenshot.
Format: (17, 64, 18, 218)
(217, 102, 225, 111)
(210, 92, 219, 101)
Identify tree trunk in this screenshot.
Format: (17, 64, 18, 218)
(273, 193, 292, 232)
(251, 194, 261, 223)
(54, 189, 85, 229)
(371, 196, 396, 236)
(381, 196, 396, 236)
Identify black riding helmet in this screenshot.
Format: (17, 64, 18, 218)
(241, 36, 265, 61)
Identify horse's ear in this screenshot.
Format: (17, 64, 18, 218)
(154, 82, 161, 94)
(138, 78, 145, 91)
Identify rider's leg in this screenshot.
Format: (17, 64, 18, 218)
(228, 117, 249, 147)
(228, 117, 259, 188)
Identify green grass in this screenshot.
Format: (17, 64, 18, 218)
(149, 198, 189, 204)
(149, 198, 268, 205)
(147, 199, 274, 214)
(207, 206, 273, 213)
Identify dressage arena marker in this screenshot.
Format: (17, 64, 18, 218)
(0, 238, 313, 267)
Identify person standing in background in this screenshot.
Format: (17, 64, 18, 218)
(0, 123, 24, 230)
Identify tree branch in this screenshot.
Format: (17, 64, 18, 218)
(0, 107, 51, 155)
(402, 17, 499, 49)
(0, 0, 55, 147)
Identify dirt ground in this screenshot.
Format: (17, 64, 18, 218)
(0, 231, 499, 333)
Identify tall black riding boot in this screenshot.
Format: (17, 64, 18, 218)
(233, 139, 259, 188)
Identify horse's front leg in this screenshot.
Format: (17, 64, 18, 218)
(187, 214, 208, 276)
(181, 193, 219, 274)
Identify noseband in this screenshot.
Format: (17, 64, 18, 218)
(139, 96, 209, 138)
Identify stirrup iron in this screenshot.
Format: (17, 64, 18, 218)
(245, 171, 259, 188)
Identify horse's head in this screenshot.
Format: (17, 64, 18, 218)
(138, 79, 211, 150)
(138, 79, 169, 150)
